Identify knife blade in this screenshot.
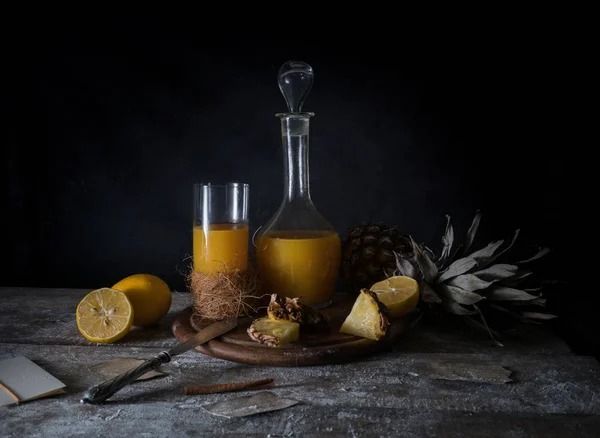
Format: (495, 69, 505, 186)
(168, 317, 237, 356)
(80, 317, 238, 404)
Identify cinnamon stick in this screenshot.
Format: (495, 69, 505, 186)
(184, 378, 274, 395)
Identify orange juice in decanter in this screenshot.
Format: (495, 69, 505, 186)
(256, 61, 341, 307)
(257, 230, 341, 306)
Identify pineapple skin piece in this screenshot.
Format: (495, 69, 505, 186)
(247, 317, 300, 347)
(267, 294, 328, 326)
(339, 289, 390, 341)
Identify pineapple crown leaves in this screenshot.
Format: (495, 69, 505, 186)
(394, 210, 556, 347)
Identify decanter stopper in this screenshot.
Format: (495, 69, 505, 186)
(277, 61, 314, 113)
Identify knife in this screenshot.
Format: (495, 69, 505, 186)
(80, 317, 238, 404)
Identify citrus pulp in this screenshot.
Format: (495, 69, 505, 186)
(370, 275, 420, 317)
(76, 287, 134, 343)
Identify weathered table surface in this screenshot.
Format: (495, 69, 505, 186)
(1, 287, 599, 437)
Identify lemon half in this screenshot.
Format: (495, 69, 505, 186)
(370, 276, 420, 318)
(76, 288, 134, 343)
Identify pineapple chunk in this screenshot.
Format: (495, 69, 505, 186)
(247, 317, 300, 347)
(339, 289, 390, 341)
(267, 294, 327, 326)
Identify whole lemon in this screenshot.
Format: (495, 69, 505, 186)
(112, 274, 172, 327)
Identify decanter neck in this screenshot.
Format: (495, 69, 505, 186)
(279, 113, 313, 202)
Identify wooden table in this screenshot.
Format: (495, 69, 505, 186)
(1, 287, 599, 437)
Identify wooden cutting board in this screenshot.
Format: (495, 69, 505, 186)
(171, 293, 408, 366)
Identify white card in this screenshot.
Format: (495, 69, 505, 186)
(0, 356, 66, 406)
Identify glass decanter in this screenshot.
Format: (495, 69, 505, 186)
(255, 61, 341, 307)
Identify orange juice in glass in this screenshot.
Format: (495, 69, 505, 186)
(193, 183, 249, 274)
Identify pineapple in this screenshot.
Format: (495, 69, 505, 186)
(267, 294, 328, 326)
(394, 211, 556, 346)
(339, 289, 390, 341)
(247, 317, 300, 347)
(341, 223, 417, 293)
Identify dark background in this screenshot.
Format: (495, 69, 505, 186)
(5, 18, 588, 355)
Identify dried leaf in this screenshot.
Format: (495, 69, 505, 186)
(450, 243, 464, 262)
(416, 362, 512, 383)
(89, 358, 165, 381)
(487, 303, 513, 314)
(473, 264, 518, 281)
(394, 252, 418, 279)
(201, 392, 299, 418)
(422, 245, 436, 260)
(443, 300, 477, 315)
(447, 274, 496, 292)
(462, 210, 482, 256)
(518, 318, 543, 325)
(486, 302, 548, 325)
(465, 316, 501, 339)
(530, 297, 547, 306)
(518, 311, 557, 320)
(468, 240, 504, 262)
(518, 247, 551, 264)
(474, 304, 504, 347)
(501, 270, 533, 287)
(437, 257, 478, 283)
(478, 229, 521, 269)
(437, 215, 454, 269)
(510, 297, 547, 306)
(485, 285, 539, 301)
(440, 284, 486, 305)
(421, 282, 442, 303)
(411, 236, 438, 283)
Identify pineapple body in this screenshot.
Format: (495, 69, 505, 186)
(341, 223, 414, 293)
(339, 289, 390, 341)
(247, 317, 300, 347)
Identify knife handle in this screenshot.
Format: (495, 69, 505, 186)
(80, 351, 171, 404)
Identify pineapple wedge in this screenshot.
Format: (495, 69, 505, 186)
(267, 294, 327, 326)
(339, 289, 390, 341)
(247, 317, 300, 347)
